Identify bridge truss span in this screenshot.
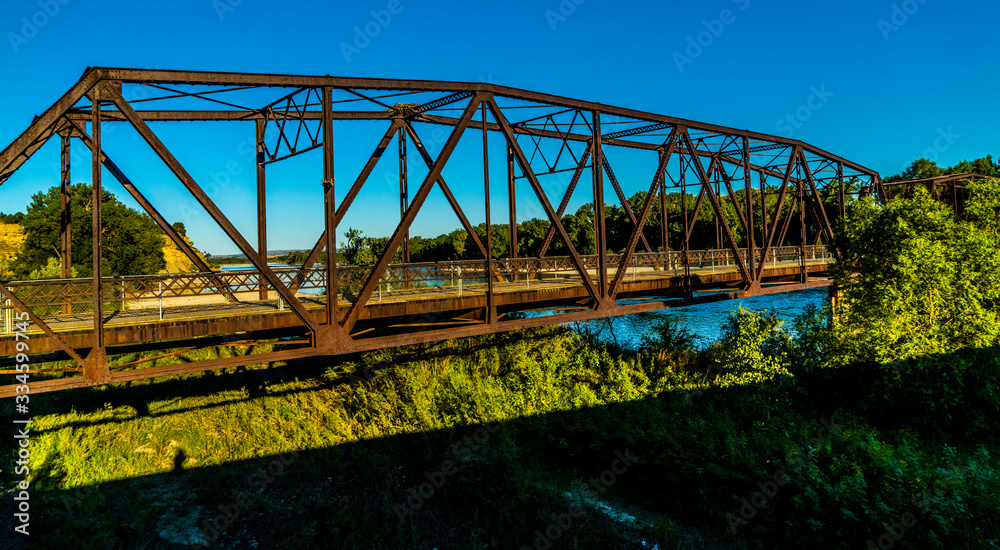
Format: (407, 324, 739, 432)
(0, 68, 881, 396)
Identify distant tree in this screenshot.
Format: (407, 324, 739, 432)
(0, 212, 24, 224)
(887, 158, 943, 182)
(28, 257, 78, 280)
(171, 222, 187, 238)
(13, 183, 165, 278)
(343, 227, 376, 265)
(948, 155, 998, 177)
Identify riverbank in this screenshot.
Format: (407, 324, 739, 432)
(3, 308, 997, 549)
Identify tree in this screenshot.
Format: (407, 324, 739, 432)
(13, 183, 166, 278)
(967, 178, 1000, 241)
(832, 187, 1000, 363)
(948, 155, 998, 177)
(171, 222, 187, 238)
(343, 227, 376, 265)
(886, 158, 944, 182)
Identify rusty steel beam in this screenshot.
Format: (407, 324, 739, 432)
(508, 144, 517, 258)
(482, 102, 496, 324)
(488, 96, 601, 305)
(592, 111, 608, 302)
(601, 157, 653, 253)
(402, 122, 489, 259)
(59, 133, 73, 286)
(757, 150, 798, 281)
(88, 90, 109, 384)
(64, 118, 225, 291)
(682, 130, 751, 286)
(342, 95, 483, 333)
(293, 119, 402, 290)
(538, 144, 592, 258)
(109, 88, 321, 336)
(743, 136, 756, 286)
(609, 127, 680, 299)
(322, 86, 338, 329)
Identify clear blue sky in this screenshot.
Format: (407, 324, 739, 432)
(1, 0, 997, 255)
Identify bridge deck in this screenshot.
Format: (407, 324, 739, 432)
(0, 255, 831, 356)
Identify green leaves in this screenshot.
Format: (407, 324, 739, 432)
(711, 307, 793, 387)
(832, 184, 1000, 363)
(13, 183, 165, 278)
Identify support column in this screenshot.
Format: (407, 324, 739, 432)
(682, 167, 692, 297)
(507, 144, 517, 258)
(743, 137, 756, 290)
(760, 172, 768, 256)
(86, 88, 109, 384)
(591, 111, 607, 302)
(837, 162, 846, 218)
(659, 148, 669, 261)
(59, 133, 73, 314)
(256, 119, 268, 300)
(399, 126, 410, 264)
(322, 86, 338, 330)
(798, 172, 808, 284)
(482, 103, 496, 324)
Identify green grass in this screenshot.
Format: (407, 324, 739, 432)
(2, 322, 999, 549)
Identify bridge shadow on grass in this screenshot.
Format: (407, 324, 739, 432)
(22, 330, 550, 437)
(1, 374, 806, 550)
(3, 344, 997, 550)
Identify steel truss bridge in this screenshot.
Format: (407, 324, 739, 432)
(0, 68, 883, 397)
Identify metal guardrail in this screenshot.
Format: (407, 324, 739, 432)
(0, 246, 832, 333)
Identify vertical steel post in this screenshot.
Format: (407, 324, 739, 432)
(322, 86, 337, 326)
(715, 179, 722, 252)
(760, 171, 768, 255)
(659, 148, 669, 263)
(482, 103, 495, 324)
(507, 144, 517, 259)
(91, 97, 103, 342)
(60, 133, 72, 280)
(399, 127, 410, 264)
(256, 119, 268, 300)
(59, 133, 73, 314)
(591, 111, 607, 302)
(837, 161, 846, 218)
(743, 136, 756, 288)
(681, 164, 691, 297)
(798, 168, 808, 283)
(88, 91, 108, 383)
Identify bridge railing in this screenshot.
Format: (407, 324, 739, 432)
(0, 245, 832, 333)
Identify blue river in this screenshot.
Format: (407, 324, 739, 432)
(220, 264, 826, 349)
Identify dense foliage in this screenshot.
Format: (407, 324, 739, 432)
(832, 181, 1000, 363)
(12, 183, 165, 278)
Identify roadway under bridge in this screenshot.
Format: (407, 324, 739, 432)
(0, 68, 884, 396)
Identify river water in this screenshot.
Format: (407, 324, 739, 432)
(573, 288, 829, 349)
(221, 264, 826, 349)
